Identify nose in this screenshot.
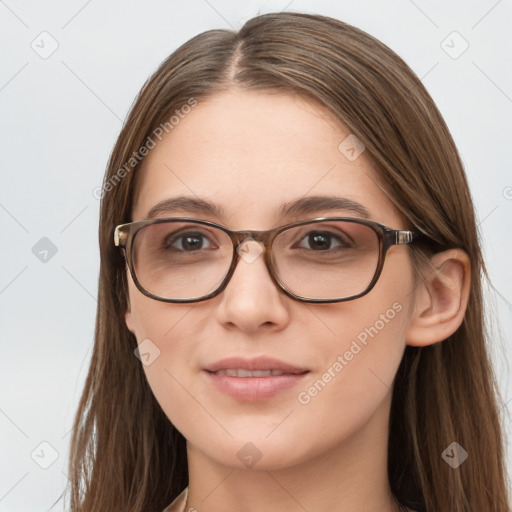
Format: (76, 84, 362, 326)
(213, 238, 290, 333)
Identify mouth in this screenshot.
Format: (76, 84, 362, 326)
(204, 355, 308, 374)
(209, 369, 302, 377)
(203, 356, 310, 401)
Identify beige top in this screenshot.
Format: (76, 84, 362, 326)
(162, 486, 188, 512)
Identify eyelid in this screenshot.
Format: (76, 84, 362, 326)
(293, 221, 357, 243)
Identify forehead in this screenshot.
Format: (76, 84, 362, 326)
(131, 89, 403, 228)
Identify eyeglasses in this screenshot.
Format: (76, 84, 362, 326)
(114, 217, 421, 304)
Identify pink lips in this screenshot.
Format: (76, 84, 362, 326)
(203, 356, 309, 401)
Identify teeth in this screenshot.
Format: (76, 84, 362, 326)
(213, 369, 287, 377)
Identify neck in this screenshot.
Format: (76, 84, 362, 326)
(184, 392, 402, 512)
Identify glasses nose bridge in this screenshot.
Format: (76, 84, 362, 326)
(231, 229, 273, 251)
(225, 228, 278, 296)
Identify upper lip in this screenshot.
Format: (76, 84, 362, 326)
(204, 356, 309, 374)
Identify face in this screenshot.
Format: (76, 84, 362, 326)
(125, 89, 417, 471)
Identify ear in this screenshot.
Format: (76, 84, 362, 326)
(406, 249, 471, 347)
(125, 287, 136, 335)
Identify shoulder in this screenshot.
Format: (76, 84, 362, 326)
(161, 486, 188, 512)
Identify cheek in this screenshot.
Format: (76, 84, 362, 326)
(296, 295, 408, 416)
(126, 276, 189, 340)
(294, 251, 413, 421)
(126, 282, 207, 432)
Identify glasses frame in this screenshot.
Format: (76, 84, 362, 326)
(114, 216, 421, 304)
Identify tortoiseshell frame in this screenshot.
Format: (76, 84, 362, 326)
(114, 217, 421, 304)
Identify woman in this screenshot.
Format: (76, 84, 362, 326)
(65, 11, 510, 512)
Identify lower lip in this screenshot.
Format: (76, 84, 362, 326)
(204, 371, 309, 401)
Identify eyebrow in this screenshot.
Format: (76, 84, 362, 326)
(146, 195, 371, 221)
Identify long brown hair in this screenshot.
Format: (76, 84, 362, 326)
(64, 12, 510, 511)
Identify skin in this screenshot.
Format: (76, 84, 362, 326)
(125, 89, 471, 512)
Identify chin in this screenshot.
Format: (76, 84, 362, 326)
(189, 433, 314, 471)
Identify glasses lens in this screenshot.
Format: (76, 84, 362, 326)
(133, 221, 232, 300)
(271, 220, 380, 300)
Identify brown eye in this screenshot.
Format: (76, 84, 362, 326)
(164, 231, 214, 252)
(296, 230, 352, 251)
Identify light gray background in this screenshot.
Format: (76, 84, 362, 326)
(1, 1, 511, 510)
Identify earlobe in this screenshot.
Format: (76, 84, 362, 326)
(406, 249, 471, 347)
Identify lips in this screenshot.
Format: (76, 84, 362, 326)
(213, 369, 288, 377)
(204, 356, 308, 375)
(203, 356, 310, 401)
